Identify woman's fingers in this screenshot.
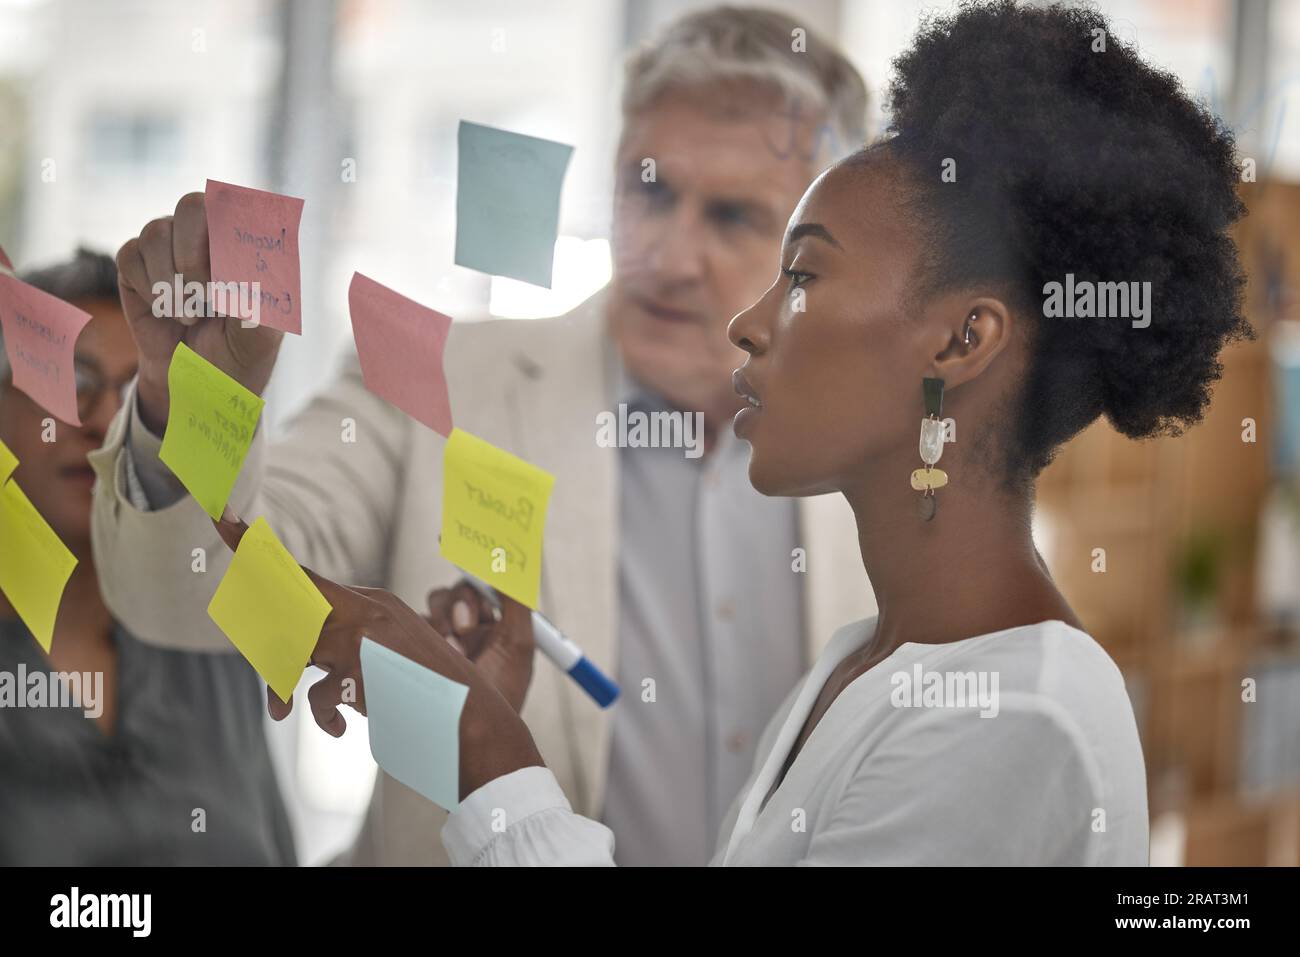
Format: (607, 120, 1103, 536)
(210, 510, 387, 680)
(212, 508, 250, 552)
(205, 511, 384, 735)
(267, 685, 293, 722)
(307, 670, 349, 737)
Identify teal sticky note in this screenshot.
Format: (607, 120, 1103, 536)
(359, 637, 469, 810)
(455, 120, 574, 288)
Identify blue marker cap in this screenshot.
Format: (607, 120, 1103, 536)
(567, 657, 620, 709)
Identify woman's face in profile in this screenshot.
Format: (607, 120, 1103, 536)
(728, 162, 934, 499)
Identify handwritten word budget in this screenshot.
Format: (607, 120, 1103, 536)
(440, 429, 556, 609)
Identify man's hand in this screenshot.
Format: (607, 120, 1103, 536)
(116, 192, 284, 435)
(427, 583, 535, 713)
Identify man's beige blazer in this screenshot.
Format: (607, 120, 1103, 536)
(88, 289, 876, 864)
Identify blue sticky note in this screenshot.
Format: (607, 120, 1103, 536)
(455, 120, 574, 288)
(360, 637, 469, 810)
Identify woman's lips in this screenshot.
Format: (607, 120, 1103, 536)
(732, 369, 762, 408)
(732, 369, 762, 439)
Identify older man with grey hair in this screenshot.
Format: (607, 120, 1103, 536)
(89, 5, 876, 865)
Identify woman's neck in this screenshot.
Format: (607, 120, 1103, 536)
(844, 459, 1079, 656)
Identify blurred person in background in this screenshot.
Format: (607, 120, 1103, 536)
(0, 249, 295, 865)
(91, 6, 874, 865)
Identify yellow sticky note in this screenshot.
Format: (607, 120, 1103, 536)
(0, 474, 77, 652)
(0, 437, 17, 483)
(440, 428, 555, 609)
(0, 442, 16, 486)
(159, 342, 264, 520)
(207, 516, 331, 702)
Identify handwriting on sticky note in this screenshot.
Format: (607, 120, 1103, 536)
(0, 466, 77, 653)
(347, 273, 454, 436)
(440, 428, 555, 609)
(204, 179, 305, 334)
(207, 516, 331, 702)
(454, 121, 574, 288)
(159, 343, 264, 520)
(360, 637, 468, 810)
(0, 274, 92, 425)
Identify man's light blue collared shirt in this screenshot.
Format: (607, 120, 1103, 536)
(601, 366, 805, 866)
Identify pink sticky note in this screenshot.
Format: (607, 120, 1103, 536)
(204, 179, 305, 334)
(0, 244, 13, 272)
(348, 273, 454, 436)
(0, 274, 92, 425)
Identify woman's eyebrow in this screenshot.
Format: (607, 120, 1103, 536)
(785, 222, 842, 250)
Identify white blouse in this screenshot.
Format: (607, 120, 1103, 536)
(441, 618, 1149, 866)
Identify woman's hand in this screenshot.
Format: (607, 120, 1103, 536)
(426, 582, 535, 713)
(213, 511, 544, 801)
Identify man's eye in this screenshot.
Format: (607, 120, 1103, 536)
(637, 178, 671, 206)
(710, 203, 750, 229)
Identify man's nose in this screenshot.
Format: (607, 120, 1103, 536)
(644, 206, 707, 285)
(81, 385, 125, 439)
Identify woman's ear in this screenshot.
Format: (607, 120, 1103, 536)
(929, 297, 1014, 388)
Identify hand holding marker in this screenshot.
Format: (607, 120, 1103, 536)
(463, 576, 620, 708)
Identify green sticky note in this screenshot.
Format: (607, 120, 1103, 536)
(207, 516, 331, 702)
(0, 473, 77, 652)
(159, 343, 264, 520)
(454, 120, 574, 288)
(440, 428, 555, 609)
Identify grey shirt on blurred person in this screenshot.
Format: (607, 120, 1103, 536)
(0, 617, 296, 865)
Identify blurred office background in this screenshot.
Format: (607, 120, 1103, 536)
(0, 0, 1296, 865)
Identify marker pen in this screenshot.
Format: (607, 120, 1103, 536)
(461, 577, 620, 709)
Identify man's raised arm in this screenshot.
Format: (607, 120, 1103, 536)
(89, 192, 408, 651)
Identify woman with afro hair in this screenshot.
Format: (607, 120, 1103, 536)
(245, 1, 1251, 865)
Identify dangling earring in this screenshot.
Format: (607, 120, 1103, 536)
(914, 376, 949, 521)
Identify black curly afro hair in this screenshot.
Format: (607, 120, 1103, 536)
(858, 0, 1251, 482)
